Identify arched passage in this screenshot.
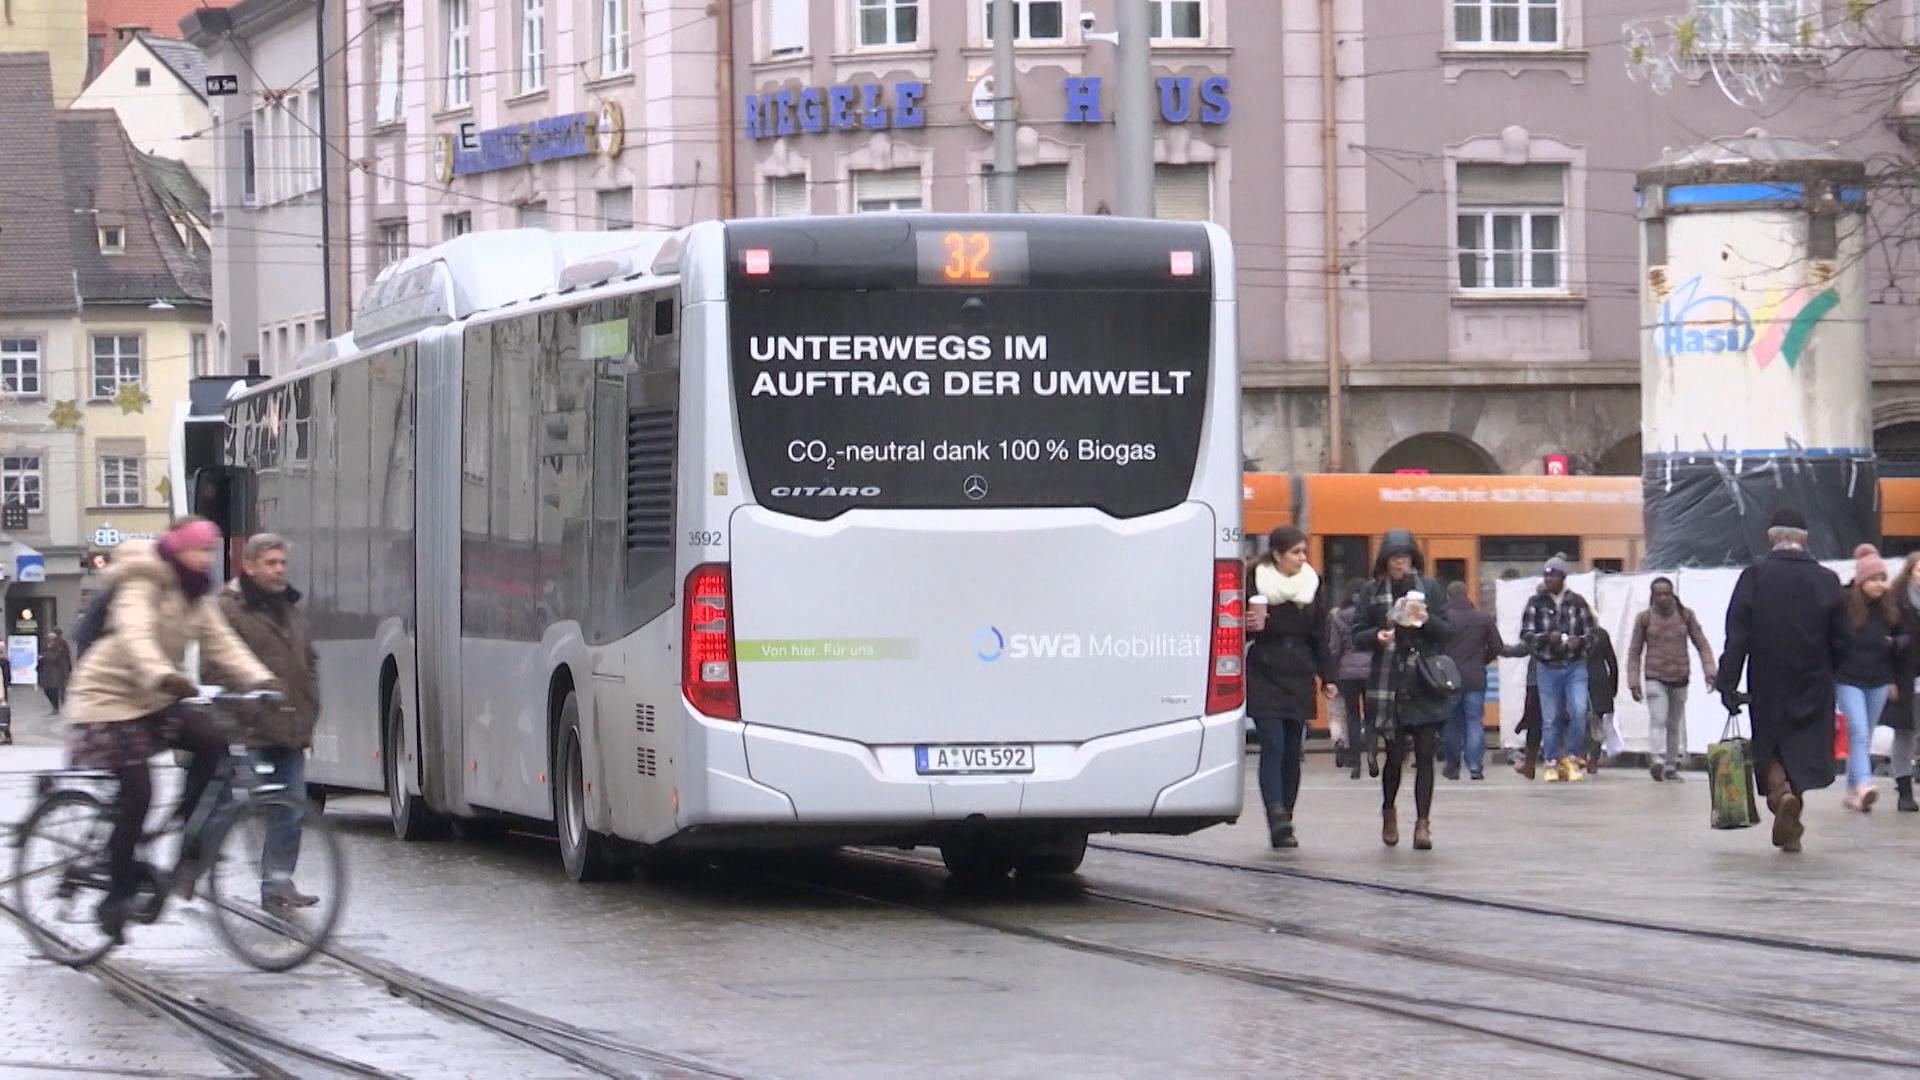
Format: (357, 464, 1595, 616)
(1370, 433, 1500, 475)
(1879, 422, 1920, 479)
(1594, 434, 1642, 476)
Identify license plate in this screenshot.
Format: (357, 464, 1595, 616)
(914, 744, 1034, 776)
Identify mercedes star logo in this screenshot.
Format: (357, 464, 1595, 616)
(963, 474, 990, 501)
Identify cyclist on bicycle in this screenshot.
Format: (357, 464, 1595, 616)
(63, 516, 277, 942)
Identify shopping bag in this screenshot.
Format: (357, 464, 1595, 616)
(1326, 692, 1348, 747)
(1707, 713, 1762, 830)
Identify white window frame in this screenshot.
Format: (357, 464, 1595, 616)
(1150, 0, 1206, 42)
(1452, 0, 1563, 48)
(375, 12, 403, 125)
(285, 93, 306, 199)
(518, 201, 550, 228)
(91, 334, 142, 400)
(100, 455, 143, 508)
(983, 0, 1066, 43)
(378, 222, 408, 269)
(601, 0, 632, 76)
(768, 0, 809, 56)
(444, 211, 473, 239)
(855, 0, 920, 48)
(0, 337, 43, 397)
(189, 331, 208, 377)
(305, 92, 323, 193)
(1693, 0, 1808, 52)
(1456, 207, 1567, 293)
(597, 187, 634, 230)
(2, 455, 42, 513)
(445, 0, 471, 108)
(520, 0, 547, 93)
(98, 226, 125, 254)
(768, 174, 810, 216)
(240, 121, 257, 205)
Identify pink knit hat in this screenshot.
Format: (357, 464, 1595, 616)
(158, 518, 222, 556)
(1855, 543, 1887, 583)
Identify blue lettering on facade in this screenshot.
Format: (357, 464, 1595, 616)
(452, 112, 597, 177)
(1656, 276, 1756, 357)
(743, 77, 1232, 139)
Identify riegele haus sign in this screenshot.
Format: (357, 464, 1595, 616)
(743, 76, 1231, 139)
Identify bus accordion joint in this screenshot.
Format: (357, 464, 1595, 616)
(1207, 560, 1245, 714)
(683, 564, 740, 720)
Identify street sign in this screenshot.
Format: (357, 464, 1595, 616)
(457, 121, 480, 153)
(1544, 454, 1570, 476)
(206, 74, 240, 96)
(2, 502, 23, 531)
(15, 554, 44, 583)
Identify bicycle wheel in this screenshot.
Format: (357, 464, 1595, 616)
(11, 790, 119, 967)
(204, 793, 346, 972)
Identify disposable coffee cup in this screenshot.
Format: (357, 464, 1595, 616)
(1249, 595, 1269, 623)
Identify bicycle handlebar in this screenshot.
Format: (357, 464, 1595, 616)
(182, 688, 286, 708)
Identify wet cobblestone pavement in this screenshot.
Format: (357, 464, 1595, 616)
(5, 697, 1918, 1078)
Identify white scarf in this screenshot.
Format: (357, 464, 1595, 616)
(1256, 561, 1319, 608)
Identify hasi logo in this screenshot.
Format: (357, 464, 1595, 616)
(1657, 275, 1840, 370)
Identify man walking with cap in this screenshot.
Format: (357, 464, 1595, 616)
(1717, 508, 1850, 852)
(1520, 555, 1595, 783)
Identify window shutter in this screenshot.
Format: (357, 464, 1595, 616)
(984, 164, 1069, 213)
(1456, 163, 1565, 207)
(769, 0, 808, 54)
(377, 16, 401, 124)
(769, 175, 809, 216)
(1153, 164, 1212, 221)
(855, 168, 921, 203)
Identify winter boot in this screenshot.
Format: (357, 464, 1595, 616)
(1412, 819, 1433, 851)
(1267, 805, 1298, 849)
(1899, 777, 1919, 814)
(1381, 808, 1400, 848)
(1515, 747, 1538, 781)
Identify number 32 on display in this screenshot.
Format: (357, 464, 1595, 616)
(941, 232, 992, 282)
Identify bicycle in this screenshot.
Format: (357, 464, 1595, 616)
(9, 688, 347, 972)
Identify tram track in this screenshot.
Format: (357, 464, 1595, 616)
(758, 848, 1915, 1077)
(1089, 839, 1920, 965)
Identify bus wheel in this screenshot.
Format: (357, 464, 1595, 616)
(554, 693, 629, 883)
(939, 838, 1014, 882)
(1010, 833, 1088, 878)
(385, 695, 441, 842)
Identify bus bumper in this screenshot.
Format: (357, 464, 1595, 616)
(679, 710, 1245, 830)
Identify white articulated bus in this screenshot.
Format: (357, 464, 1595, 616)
(188, 215, 1246, 880)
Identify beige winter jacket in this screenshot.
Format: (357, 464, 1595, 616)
(63, 540, 274, 724)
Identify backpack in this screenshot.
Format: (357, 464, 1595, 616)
(71, 585, 116, 659)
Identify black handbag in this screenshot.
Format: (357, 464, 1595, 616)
(1414, 652, 1463, 697)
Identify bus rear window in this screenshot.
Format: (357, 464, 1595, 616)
(728, 287, 1212, 520)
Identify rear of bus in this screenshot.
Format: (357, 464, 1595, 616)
(676, 215, 1245, 852)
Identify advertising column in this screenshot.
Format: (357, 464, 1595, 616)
(1635, 137, 1872, 565)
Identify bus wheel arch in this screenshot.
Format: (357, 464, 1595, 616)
(383, 657, 443, 841)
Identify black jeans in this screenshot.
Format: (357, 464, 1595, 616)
(1252, 714, 1305, 813)
(107, 716, 225, 903)
(1382, 726, 1440, 820)
(43, 687, 64, 712)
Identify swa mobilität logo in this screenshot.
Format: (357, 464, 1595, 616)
(1657, 274, 1840, 369)
(973, 626, 1006, 662)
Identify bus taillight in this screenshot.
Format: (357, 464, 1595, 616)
(683, 564, 740, 720)
(1206, 559, 1245, 714)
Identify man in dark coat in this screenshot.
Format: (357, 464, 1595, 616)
(1717, 508, 1851, 853)
(1440, 581, 1503, 781)
(203, 533, 322, 909)
(38, 629, 72, 713)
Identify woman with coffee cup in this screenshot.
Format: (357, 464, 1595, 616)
(1245, 526, 1336, 849)
(1359, 529, 1453, 851)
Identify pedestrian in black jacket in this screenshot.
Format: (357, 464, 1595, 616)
(1245, 526, 1334, 850)
(1359, 529, 1451, 851)
(1716, 509, 1850, 853)
(1584, 625, 1620, 773)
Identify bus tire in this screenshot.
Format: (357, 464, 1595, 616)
(554, 692, 628, 883)
(386, 694, 442, 842)
(1010, 833, 1088, 877)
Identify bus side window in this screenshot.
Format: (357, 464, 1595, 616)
(621, 291, 680, 631)
(1592, 559, 1624, 574)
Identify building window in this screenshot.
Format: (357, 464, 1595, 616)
(601, 0, 631, 75)
(1455, 163, 1567, 291)
(3, 456, 42, 513)
(769, 174, 809, 216)
(518, 201, 549, 228)
(98, 226, 125, 254)
(445, 0, 471, 108)
(0, 338, 42, 397)
(983, 0, 1064, 42)
(284, 93, 306, 197)
(189, 331, 208, 377)
(100, 456, 143, 508)
(597, 187, 634, 230)
(1454, 0, 1560, 47)
(853, 168, 923, 212)
(134, 66, 152, 87)
(294, 321, 309, 360)
(260, 329, 274, 370)
(91, 335, 142, 399)
(1694, 0, 1804, 50)
(769, 0, 808, 55)
(856, 0, 919, 47)
(378, 222, 408, 269)
(376, 13, 403, 125)
(240, 122, 257, 204)
(305, 92, 323, 193)
(1154, 163, 1213, 221)
(1151, 0, 1204, 41)
(983, 163, 1070, 213)
(444, 212, 473, 239)
(520, 0, 547, 93)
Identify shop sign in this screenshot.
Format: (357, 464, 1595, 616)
(433, 103, 627, 182)
(744, 76, 1230, 140)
